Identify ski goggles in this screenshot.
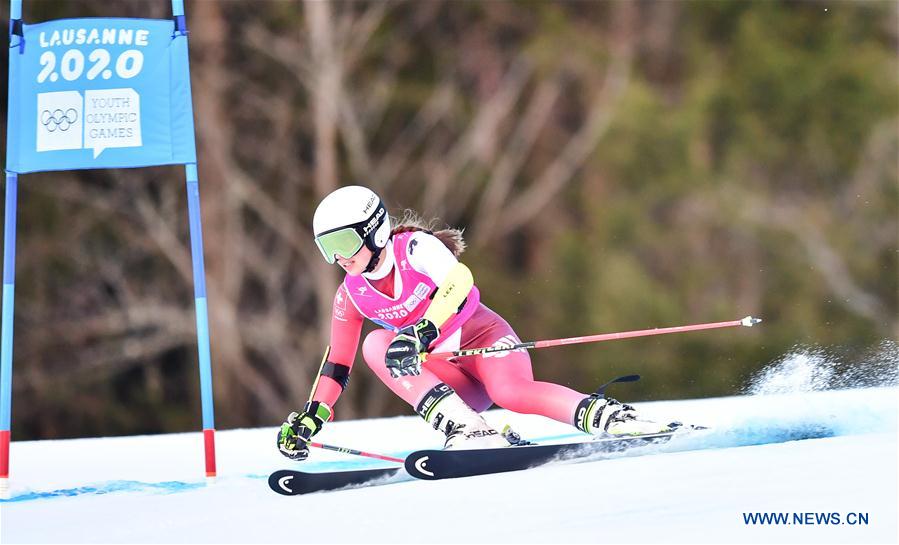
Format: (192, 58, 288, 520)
(314, 227, 365, 264)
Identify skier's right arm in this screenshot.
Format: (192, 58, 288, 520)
(278, 285, 364, 460)
(312, 284, 364, 407)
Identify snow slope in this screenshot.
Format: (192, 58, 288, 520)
(1, 385, 896, 544)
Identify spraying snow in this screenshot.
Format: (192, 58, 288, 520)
(746, 341, 899, 395)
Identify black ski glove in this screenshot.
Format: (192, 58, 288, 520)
(277, 401, 332, 461)
(385, 319, 440, 378)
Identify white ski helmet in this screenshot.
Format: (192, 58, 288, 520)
(312, 185, 391, 266)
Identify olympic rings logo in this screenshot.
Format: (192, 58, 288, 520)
(40, 108, 78, 132)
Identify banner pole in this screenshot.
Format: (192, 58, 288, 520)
(173, 0, 216, 481)
(0, 173, 18, 498)
(185, 164, 217, 481)
(1, 0, 24, 498)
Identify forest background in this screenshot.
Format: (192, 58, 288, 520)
(1, 0, 895, 440)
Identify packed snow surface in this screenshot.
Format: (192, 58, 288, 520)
(1, 384, 896, 544)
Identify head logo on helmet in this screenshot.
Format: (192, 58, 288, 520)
(313, 186, 391, 273)
(361, 207, 386, 237)
(362, 194, 377, 215)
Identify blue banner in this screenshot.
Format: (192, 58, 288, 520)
(6, 18, 197, 173)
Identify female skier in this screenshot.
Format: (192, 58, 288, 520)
(278, 186, 673, 460)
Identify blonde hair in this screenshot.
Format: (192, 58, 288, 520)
(390, 209, 467, 257)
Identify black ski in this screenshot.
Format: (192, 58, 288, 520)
(268, 431, 683, 495)
(405, 431, 677, 480)
(268, 466, 403, 496)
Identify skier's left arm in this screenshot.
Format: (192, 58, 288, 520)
(385, 233, 474, 377)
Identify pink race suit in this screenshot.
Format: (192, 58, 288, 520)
(313, 231, 586, 426)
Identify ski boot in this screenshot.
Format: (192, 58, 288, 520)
(575, 395, 681, 437)
(416, 384, 510, 449)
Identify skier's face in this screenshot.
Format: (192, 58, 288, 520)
(336, 245, 372, 276)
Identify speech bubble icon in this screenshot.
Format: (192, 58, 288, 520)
(84, 88, 142, 158)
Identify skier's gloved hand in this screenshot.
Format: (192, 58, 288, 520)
(385, 319, 440, 378)
(277, 401, 332, 461)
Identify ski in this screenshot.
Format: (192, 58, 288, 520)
(268, 466, 403, 496)
(269, 430, 686, 495)
(405, 431, 678, 480)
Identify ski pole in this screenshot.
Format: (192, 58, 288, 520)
(293, 423, 404, 465)
(429, 316, 762, 359)
(307, 345, 331, 405)
(302, 439, 405, 464)
(300, 346, 404, 464)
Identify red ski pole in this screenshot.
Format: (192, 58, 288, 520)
(301, 440, 405, 464)
(429, 316, 762, 359)
(300, 346, 405, 464)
